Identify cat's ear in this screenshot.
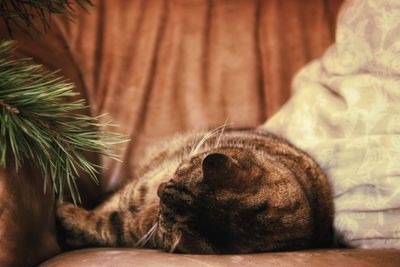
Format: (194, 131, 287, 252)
(201, 153, 242, 187)
(201, 152, 263, 189)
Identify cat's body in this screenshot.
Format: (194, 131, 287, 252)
(57, 129, 334, 254)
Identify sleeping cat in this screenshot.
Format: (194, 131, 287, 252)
(56, 128, 334, 254)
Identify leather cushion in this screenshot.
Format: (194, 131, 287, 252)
(39, 248, 400, 267)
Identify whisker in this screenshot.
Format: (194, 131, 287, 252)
(215, 117, 230, 148)
(191, 130, 219, 155)
(169, 231, 182, 253)
(190, 122, 232, 156)
(135, 222, 158, 248)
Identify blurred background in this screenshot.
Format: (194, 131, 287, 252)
(1, 0, 343, 200)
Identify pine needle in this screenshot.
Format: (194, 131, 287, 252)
(0, 0, 94, 36)
(0, 40, 126, 204)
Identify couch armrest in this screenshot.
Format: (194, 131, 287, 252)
(39, 248, 400, 267)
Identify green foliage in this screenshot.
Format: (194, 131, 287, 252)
(0, 0, 94, 35)
(0, 40, 125, 203)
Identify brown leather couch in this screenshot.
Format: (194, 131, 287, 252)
(0, 1, 399, 266)
(40, 248, 400, 267)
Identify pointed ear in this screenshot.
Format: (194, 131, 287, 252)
(201, 153, 242, 187)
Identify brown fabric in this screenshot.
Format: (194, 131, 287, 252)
(0, 168, 60, 267)
(39, 248, 400, 267)
(0, 0, 343, 266)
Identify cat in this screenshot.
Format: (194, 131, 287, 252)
(56, 128, 334, 254)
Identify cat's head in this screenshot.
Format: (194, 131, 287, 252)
(156, 148, 313, 254)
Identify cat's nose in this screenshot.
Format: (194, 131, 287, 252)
(157, 182, 168, 197)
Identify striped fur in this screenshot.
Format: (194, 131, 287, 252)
(56, 129, 334, 254)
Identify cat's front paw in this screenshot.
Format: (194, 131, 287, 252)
(55, 203, 87, 249)
(57, 202, 76, 216)
(56, 203, 79, 228)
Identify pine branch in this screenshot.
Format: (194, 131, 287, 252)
(0, 0, 94, 36)
(0, 40, 126, 204)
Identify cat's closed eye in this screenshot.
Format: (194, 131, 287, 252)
(242, 203, 269, 216)
(253, 203, 269, 214)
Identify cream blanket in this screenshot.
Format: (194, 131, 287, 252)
(263, 0, 400, 248)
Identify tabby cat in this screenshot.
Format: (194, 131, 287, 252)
(56, 128, 334, 254)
